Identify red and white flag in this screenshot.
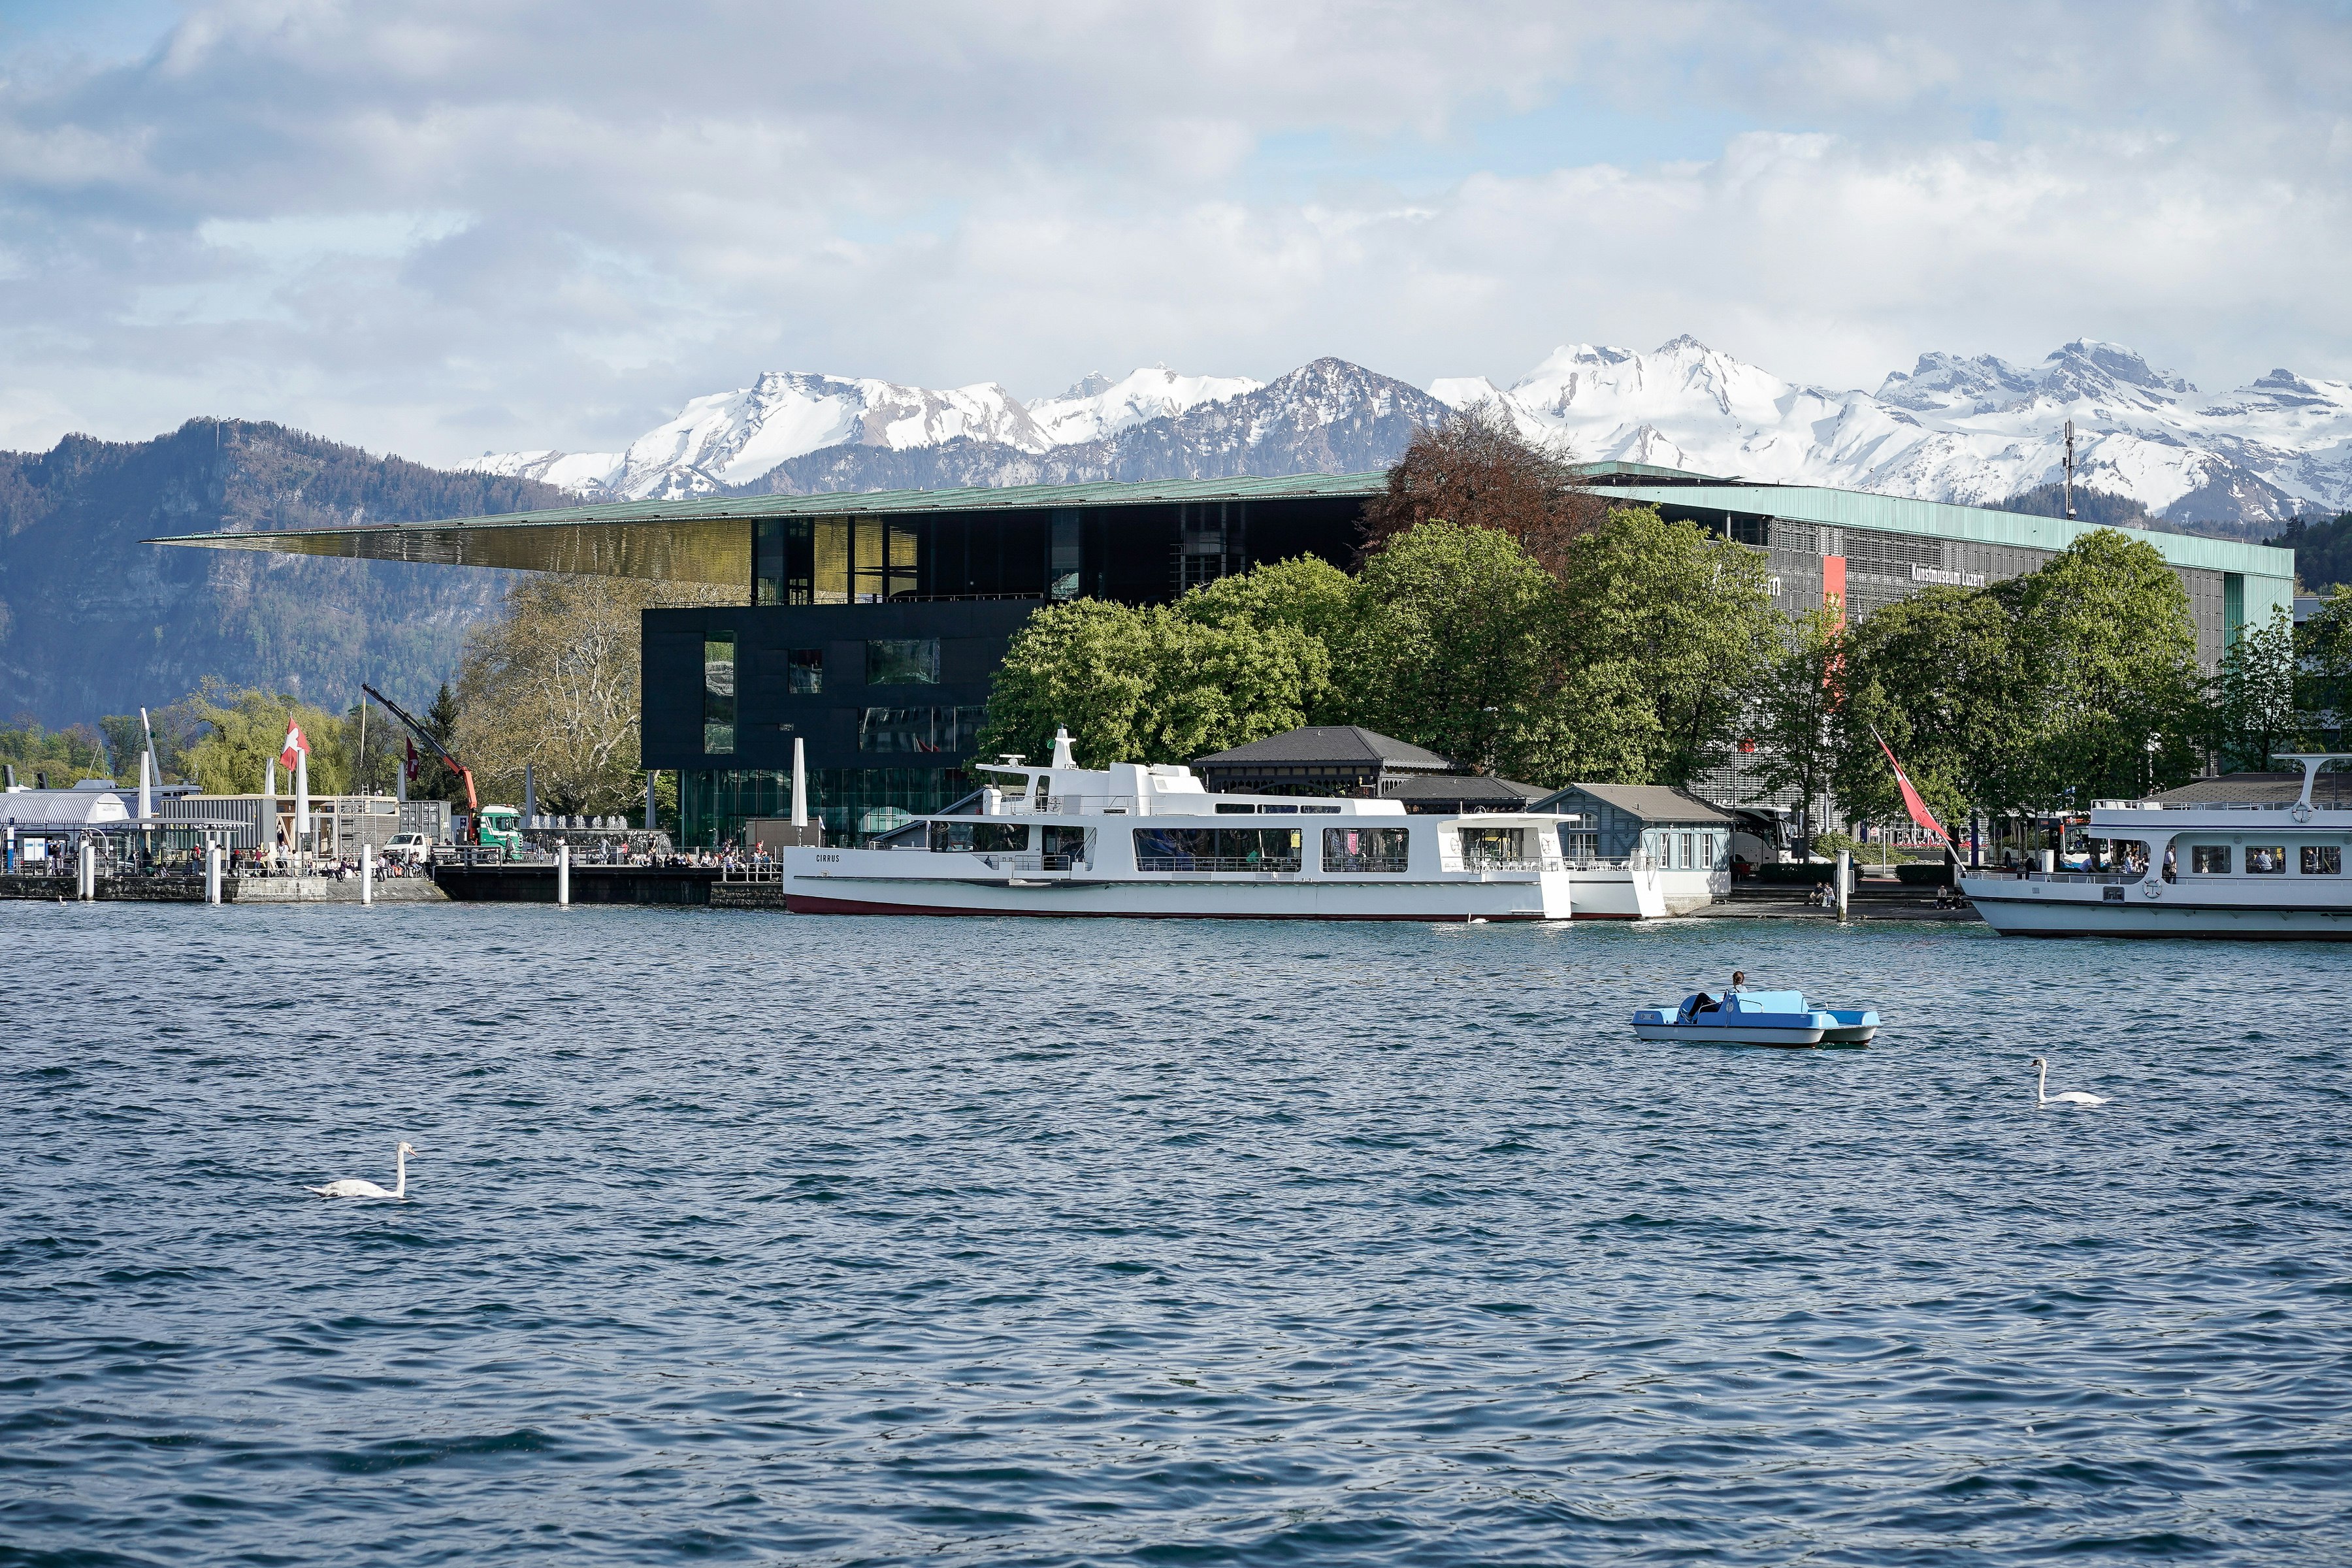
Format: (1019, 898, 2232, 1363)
(1872, 727, 1953, 851)
(404, 738, 419, 780)
(278, 723, 310, 770)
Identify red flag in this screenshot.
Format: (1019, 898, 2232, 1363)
(278, 723, 309, 770)
(404, 738, 419, 780)
(1874, 728, 1953, 851)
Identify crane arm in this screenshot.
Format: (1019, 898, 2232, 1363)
(361, 684, 478, 812)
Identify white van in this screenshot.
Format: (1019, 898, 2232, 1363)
(384, 831, 436, 864)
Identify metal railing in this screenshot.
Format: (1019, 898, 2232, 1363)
(1967, 869, 2144, 885)
(1135, 855, 1305, 874)
(1324, 857, 1410, 874)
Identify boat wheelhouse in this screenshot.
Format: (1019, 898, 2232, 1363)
(1959, 755, 2352, 939)
(779, 737, 1665, 920)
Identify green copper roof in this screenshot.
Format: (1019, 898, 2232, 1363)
(1610, 480, 2295, 581)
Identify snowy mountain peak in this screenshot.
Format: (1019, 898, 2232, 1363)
(466, 338, 2352, 527)
(1026, 364, 1261, 446)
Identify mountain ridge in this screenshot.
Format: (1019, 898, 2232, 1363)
(467, 337, 2352, 527)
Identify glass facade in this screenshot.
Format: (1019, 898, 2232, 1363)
(787, 648, 823, 694)
(702, 632, 736, 754)
(866, 638, 940, 685)
(859, 705, 986, 755)
(679, 766, 975, 848)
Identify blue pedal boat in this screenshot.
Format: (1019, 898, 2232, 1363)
(1633, 990, 1880, 1047)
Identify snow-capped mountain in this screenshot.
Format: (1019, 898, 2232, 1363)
(1434, 336, 2352, 529)
(467, 338, 2352, 528)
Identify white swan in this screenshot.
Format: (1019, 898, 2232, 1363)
(310, 1141, 417, 1199)
(2031, 1058, 2108, 1108)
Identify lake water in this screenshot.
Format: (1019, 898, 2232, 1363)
(5, 904, 2349, 1565)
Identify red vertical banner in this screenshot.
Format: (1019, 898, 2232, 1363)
(1821, 555, 1846, 629)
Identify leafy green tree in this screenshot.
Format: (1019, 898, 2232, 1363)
(1339, 521, 1582, 782)
(0, 719, 110, 787)
(1835, 585, 2032, 836)
(182, 684, 352, 795)
(976, 595, 1331, 770)
(2295, 585, 2352, 749)
(1749, 608, 1845, 858)
(1998, 529, 2202, 804)
(1556, 506, 1776, 785)
(2206, 606, 2300, 772)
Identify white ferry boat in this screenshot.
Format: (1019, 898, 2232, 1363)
(781, 734, 1665, 921)
(1959, 755, 2352, 939)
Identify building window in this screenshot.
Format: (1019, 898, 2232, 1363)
(2191, 845, 2229, 874)
(1563, 830, 1599, 862)
(859, 705, 986, 754)
(754, 517, 786, 606)
(1134, 827, 1302, 872)
(1324, 826, 1409, 872)
(2303, 845, 2342, 875)
(703, 632, 736, 754)
(783, 515, 921, 604)
(866, 639, 940, 685)
(1051, 508, 1082, 600)
(1678, 832, 1693, 870)
(927, 821, 1030, 853)
(2246, 845, 2285, 874)
(787, 649, 823, 694)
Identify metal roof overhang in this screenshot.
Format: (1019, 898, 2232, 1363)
(1610, 480, 2295, 581)
(144, 471, 1392, 585)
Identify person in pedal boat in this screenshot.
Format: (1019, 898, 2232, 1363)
(1691, 971, 1747, 1015)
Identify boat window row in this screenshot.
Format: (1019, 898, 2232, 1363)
(1134, 828, 1304, 873)
(2186, 843, 2343, 875)
(1213, 802, 1342, 814)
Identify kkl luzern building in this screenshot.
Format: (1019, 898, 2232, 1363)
(156, 464, 2294, 846)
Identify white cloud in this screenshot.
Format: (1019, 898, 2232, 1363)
(0, 0, 2346, 461)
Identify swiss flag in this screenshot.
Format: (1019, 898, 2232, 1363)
(1873, 727, 1953, 851)
(404, 739, 419, 779)
(278, 723, 310, 770)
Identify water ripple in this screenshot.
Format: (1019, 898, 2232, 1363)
(1, 904, 2347, 1563)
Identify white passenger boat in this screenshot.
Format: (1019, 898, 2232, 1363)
(1959, 755, 2352, 940)
(781, 735, 1666, 921)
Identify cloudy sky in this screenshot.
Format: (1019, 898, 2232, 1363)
(1, 0, 2347, 465)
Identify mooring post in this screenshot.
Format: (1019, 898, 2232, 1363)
(206, 840, 221, 905)
(557, 840, 570, 906)
(79, 840, 95, 901)
(361, 841, 374, 906)
(1835, 849, 1852, 923)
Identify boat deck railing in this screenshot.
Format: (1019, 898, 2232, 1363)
(1966, 869, 2145, 885)
(1135, 855, 1307, 874)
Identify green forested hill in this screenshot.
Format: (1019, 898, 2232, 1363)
(2265, 511, 2352, 593)
(0, 419, 566, 727)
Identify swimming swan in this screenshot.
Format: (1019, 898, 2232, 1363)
(2031, 1058, 2108, 1108)
(310, 1141, 417, 1199)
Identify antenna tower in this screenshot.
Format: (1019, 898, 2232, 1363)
(2063, 419, 2076, 520)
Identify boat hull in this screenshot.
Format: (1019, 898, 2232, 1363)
(1962, 880, 2352, 940)
(1631, 1022, 1828, 1047)
(785, 870, 1575, 921)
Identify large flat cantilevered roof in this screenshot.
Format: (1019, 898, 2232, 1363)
(145, 463, 2293, 590)
(144, 471, 1391, 585)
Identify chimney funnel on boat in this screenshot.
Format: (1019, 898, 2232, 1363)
(1051, 727, 1075, 770)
